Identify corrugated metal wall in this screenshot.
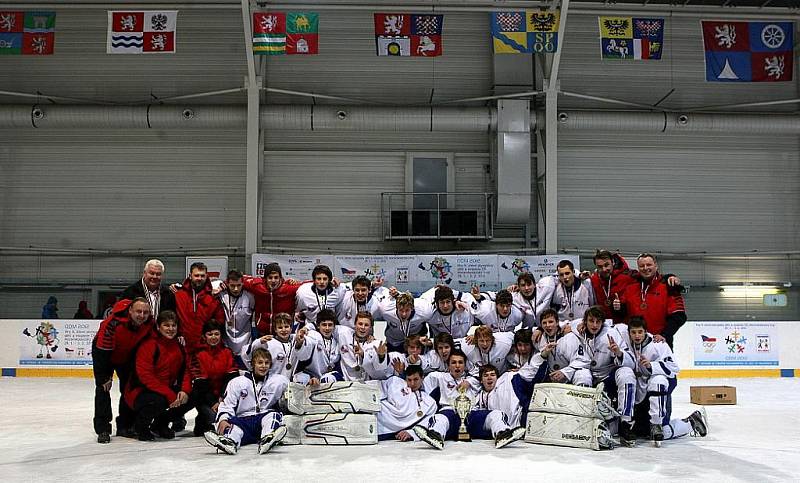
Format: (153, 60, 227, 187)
(1, 6, 797, 320)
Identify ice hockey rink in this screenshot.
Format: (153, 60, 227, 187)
(1, 376, 797, 482)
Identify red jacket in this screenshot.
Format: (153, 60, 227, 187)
(174, 278, 224, 354)
(241, 275, 301, 336)
(618, 272, 686, 337)
(590, 254, 637, 324)
(125, 333, 191, 407)
(190, 344, 238, 399)
(93, 299, 153, 367)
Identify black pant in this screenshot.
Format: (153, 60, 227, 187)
(168, 391, 217, 434)
(92, 350, 134, 435)
(133, 391, 191, 435)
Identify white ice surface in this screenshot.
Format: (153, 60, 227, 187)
(1, 377, 798, 482)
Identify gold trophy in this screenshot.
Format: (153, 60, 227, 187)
(454, 386, 472, 442)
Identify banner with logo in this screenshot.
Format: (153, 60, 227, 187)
(19, 319, 100, 365)
(251, 254, 336, 281)
(693, 322, 779, 366)
(498, 254, 581, 286)
(334, 255, 416, 289)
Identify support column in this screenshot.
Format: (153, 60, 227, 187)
(242, 0, 260, 264)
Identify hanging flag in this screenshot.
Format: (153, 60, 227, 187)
(107, 11, 177, 54)
(374, 13, 443, 56)
(253, 12, 318, 55)
(490, 10, 559, 54)
(0, 11, 56, 55)
(702, 20, 793, 82)
(599, 17, 664, 60)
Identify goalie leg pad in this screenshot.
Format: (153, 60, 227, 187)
(281, 381, 382, 415)
(529, 382, 618, 420)
(524, 412, 614, 450)
(300, 413, 378, 445)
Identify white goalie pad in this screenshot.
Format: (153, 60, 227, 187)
(283, 413, 378, 445)
(282, 415, 303, 445)
(529, 382, 618, 420)
(525, 412, 615, 451)
(281, 381, 382, 415)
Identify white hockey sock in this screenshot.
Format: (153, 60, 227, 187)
(260, 412, 283, 437)
(486, 410, 511, 437)
(227, 425, 244, 447)
(430, 413, 450, 436)
(663, 419, 691, 440)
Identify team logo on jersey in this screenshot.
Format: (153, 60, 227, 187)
(239, 389, 248, 399)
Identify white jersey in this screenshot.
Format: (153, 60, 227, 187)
(423, 371, 481, 408)
(303, 326, 353, 378)
(578, 325, 636, 382)
(375, 297, 433, 347)
(627, 333, 680, 403)
(533, 330, 590, 382)
(215, 372, 289, 423)
(472, 354, 549, 427)
(460, 331, 514, 376)
(334, 327, 384, 382)
(336, 285, 388, 329)
(469, 297, 526, 332)
(418, 287, 475, 338)
(248, 335, 313, 379)
(535, 275, 596, 325)
(486, 290, 538, 329)
(218, 290, 256, 358)
(367, 351, 426, 379)
(295, 283, 345, 325)
(420, 350, 449, 374)
(505, 350, 533, 371)
(377, 376, 438, 436)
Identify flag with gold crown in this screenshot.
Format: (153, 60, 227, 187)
(490, 10, 559, 54)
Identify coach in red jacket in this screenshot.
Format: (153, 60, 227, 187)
(174, 262, 225, 355)
(92, 297, 153, 444)
(242, 262, 302, 336)
(614, 253, 687, 348)
(125, 310, 192, 441)
(590, 251, 637, 324)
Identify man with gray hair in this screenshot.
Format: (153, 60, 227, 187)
(121, 259, 176, 319)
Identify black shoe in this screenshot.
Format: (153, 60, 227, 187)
(413, 426, 444, 450)
(138, 430, 155, 441)
(116, 426, 137, 439)
(97, 432, 111, 444)
(171, 417, 187, 432)
(194, 424, 213, 437)
(684, 409, 708, 437)
(154, 426, 175, 440)
(650, 423, 664, 446)
(619, 421, 636, 447)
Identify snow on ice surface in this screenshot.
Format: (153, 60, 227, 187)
(1, 377, 798, 483)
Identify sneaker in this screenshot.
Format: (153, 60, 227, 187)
(171, 417, 187, 433)
(650, 423, 664, 445)
(618, 420, 636, 447)
(204, 431, 238, 455)
(116, 427, 137, 439)
(413, 425, 444, 450)
(495, 426, 526, 449)
(258, 426, 288, 455)
(97, 432, 111, 444)
(684, 409, 708, 437)
(154, 426, 175, 440)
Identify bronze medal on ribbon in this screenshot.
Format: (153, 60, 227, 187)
(640, 302, 648, 309)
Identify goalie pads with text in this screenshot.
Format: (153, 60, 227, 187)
(281, 381, 382, 415)
(283, 413, 378, 445)
(524, 412, 615, 450)
(528, 382, 618, 420)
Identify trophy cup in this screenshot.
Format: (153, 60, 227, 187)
(454, 386, 472, 442)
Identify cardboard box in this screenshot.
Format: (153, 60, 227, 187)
(690, 385, 737, 405)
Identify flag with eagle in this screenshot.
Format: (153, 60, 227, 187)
(599, 16, 664, 60)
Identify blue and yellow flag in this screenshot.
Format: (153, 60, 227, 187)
(490, 10, 559, 54)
